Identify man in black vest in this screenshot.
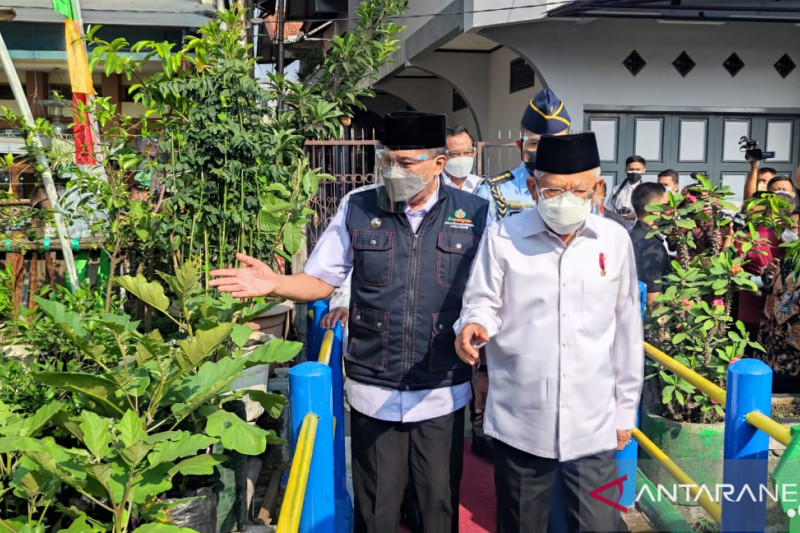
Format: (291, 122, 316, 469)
(210, 111, 489, 533)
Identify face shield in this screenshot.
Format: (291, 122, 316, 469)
(375, 148, 438, 213)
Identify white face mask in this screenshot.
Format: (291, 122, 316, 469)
(537, 190, 592, 235)
(444, 156, 474, 179)
(782, 228, 798, 243)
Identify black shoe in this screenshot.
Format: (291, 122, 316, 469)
(471, 434, 494, 461)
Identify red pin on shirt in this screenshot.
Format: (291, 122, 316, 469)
(599, 253, 607, 277)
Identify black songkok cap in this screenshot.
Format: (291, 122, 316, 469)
(382, 111, 446, 149)
(535, 132, 601, 174)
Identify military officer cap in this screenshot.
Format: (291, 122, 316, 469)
(535, 132, 600, 174)
(521, 88, 571, 135)
(382, 111, 446, 150)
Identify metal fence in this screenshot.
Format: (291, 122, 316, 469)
(303, 139, 521, 250)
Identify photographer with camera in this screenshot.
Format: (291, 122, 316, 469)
(741, 136, 778, 201)
(608, 154, 646, 230)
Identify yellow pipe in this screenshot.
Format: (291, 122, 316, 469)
(746, 411, 792, 447)
(277, 413, 319, 533)
(644, 342, 727, 407)
(317, 329, 334, 366)
(308, 310, 314, 320)
(633, 428, 722, 523)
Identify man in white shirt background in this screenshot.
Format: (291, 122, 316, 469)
(454, 132, 643, 532)
(608, 154, 647, 230)
(441, 125, 484, 193)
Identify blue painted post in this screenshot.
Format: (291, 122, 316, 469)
(615, 281, 647, 507)
(330, 321, 353, 532)
(721, 358, 772, 533)
(310, 299, 330, 360)
(289, 362, 335, 533)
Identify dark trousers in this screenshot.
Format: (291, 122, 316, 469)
(494, 440, 627, 533)
(351, 407, 465, 533)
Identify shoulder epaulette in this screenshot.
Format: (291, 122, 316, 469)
(488, 170, 513, 186)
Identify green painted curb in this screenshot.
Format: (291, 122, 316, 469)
(635, 468, 694, 533)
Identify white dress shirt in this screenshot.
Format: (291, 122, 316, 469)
(304, 180, 471, 423)
(442, 172, 484, 194)
(454, 208, 643, 461)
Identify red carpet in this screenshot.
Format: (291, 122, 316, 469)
(459, 438, 496, 533)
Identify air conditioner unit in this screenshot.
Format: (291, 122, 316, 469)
(287, 0, 347, 20)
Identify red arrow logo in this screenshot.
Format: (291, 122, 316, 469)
(589, 475, 628, 513)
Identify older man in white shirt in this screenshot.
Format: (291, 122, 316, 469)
(455, 132, 643, 532)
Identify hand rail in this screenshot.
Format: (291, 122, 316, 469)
(746, 411, 791, 447)
(277, 413, 319, 533)
(317, 329, 334, 366)
(632, 428, 722, 523)
(643, 342, 726, 406)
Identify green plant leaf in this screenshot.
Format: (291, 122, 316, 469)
(168, 453, 225, 477)
(20, 401, 64, 437)
(147, 432, 217, 466)
(136, 329, 169, 365)
(175, 323, 235, 371)
(33, 296, 87, 337)
(34, 372, 126, 417)
(244, 390, 288, 419)
(117, 410, 148, 448)
(159, 261, 201, 299)
(118, 440, 153, 469)
(80, 411, 113, 460)
(131, 462, 173, 504)
(245, 338, 302, 366)
(115, 274, 170, 313)
(205, 409, 267, 455)
(283, 222, 303, 255)
(231, 323, 253, 348)
(57, 513, 105, 533)
(170, 357, 246, 421)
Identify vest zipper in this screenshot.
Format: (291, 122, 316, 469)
(403, 230, 421, 390)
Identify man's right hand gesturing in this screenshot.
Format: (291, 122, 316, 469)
(209, 253, 279, 298)
(455, 323, 489, 366)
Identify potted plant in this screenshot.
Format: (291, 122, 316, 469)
(0, 262, 302, 532)
(640, 176, 771, 505)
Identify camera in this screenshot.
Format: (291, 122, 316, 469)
(739, 136, 775, 162)
(720, 208, 747, 230)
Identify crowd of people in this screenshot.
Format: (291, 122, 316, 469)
(208, 87, 799, 532)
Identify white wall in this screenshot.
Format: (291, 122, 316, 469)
(375, 76, 478, 138)
(481, 18, 800, 122)
(486, 46, 539, 141)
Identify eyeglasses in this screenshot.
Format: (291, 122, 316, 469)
(521, 135, 540, 151)
(377, 153, 431, 170)
(446, 148, 476, 158)
(536, 183, 595, 201)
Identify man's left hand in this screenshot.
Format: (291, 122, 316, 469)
(616, 429, 633, 450)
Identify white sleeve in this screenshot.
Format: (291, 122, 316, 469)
(453, 224, 504, 337)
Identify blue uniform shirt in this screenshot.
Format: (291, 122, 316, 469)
(476, 161, 535, 220)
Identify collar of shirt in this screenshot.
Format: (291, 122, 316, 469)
(521, 207, 600, 240)
(442, 172, 482, 192)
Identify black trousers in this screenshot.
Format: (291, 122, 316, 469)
(494, 440, 627, 533)
(351, 407, 465, 533)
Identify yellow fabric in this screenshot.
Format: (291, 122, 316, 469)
(528, 99, 570, 127)
(65, 19, 95, 95)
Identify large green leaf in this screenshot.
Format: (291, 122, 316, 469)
(231, 323, 253, 348)
(34, 372, 126, 417)
(118, 441, 153, 469)
(21, 401, 64, 437)
(282, 222, 303, 255)
(97, 313, 141, 335)
(33, 296, 87, 337)
(175, 323, 234, 372)
(147, 432, 217, 466)
(131, 462, 173, 504)
(57, 513, 105, 533)
(117, 410, 147, 448)
(167, 453, 225, 478)
(80, 411, 112, 460)
(12, 456, 60, 500)
(115, 274, 170, 313)
(170, 357, 246, 421)
(245, 338, 302, 366)
(136, 329, 169, 366)
(244, 390, 288, 419)
(205, 409, 267, 455)
(165, 261, 202, 299)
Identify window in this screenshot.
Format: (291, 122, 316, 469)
(509, 58, 535, 93)
(452, 88, 467, 112)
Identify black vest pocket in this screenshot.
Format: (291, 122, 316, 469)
(346, 303, 390, 372)
(428, 310, 462, 372)
(352, 230, 393, 287)
(436, 233, 480, 288)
